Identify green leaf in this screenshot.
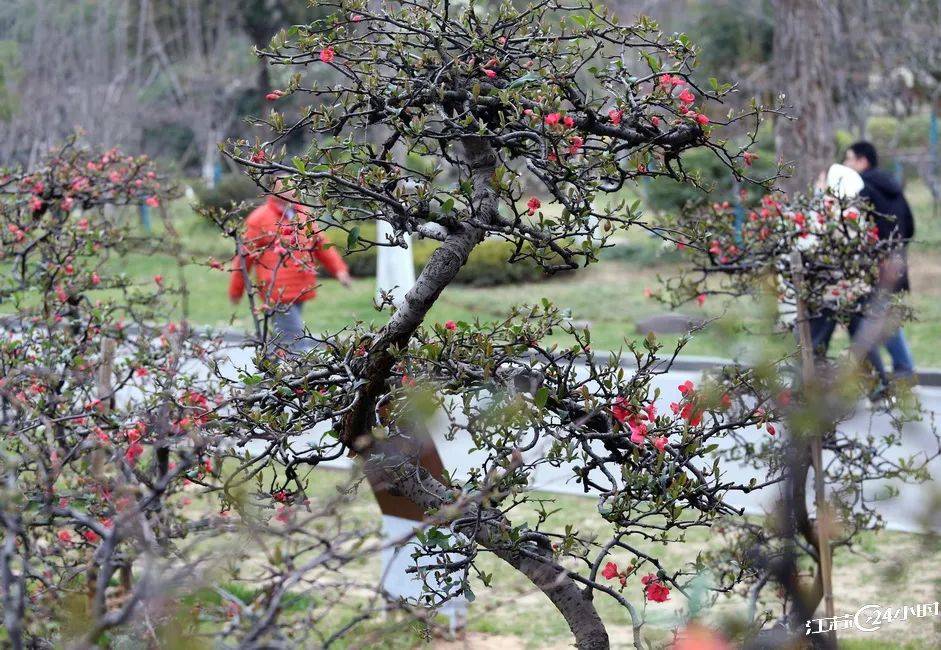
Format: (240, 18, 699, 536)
(507, 71, 542, 89)
(441, 197, 455, 213)
(292, 156, 306, 173)
(346, 226, 360, 250)
(534, 387, 549, 408)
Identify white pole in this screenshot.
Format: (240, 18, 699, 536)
(375, 219, 416, 308)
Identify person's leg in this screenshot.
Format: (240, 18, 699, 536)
(807, 313, 836, 358)
(883, 327, 915, 378)
(848, 311, 888, 385)
(271, 303, 311, 353)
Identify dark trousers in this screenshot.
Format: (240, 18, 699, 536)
(807, 309, 887, 384)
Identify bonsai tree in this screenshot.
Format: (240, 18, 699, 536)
(214, 1, 788, 647)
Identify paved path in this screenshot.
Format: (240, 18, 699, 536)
(218, 344, 941, 533)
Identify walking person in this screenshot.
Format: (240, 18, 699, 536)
(229, 177, 352, 352)
(843, 141, 917, 381)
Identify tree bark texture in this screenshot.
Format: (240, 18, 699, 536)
(773, 0, 838, 195)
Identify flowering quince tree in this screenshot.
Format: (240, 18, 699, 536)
(659, 192, 897, 320)
(657, 191, 941, 638)
(0, 143, 387, 648)
(203, 1, 805, 647)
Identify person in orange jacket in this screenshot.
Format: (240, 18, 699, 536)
(229, 178, 352, 352)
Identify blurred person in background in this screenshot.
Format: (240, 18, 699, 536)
(843, 141, 917, 383)
(229, 176, 352, 352)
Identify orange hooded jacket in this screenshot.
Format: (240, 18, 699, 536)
(228, 196, 348, 305)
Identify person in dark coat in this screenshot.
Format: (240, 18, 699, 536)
(843, 141, 916, 379)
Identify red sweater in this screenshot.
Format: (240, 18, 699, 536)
(228, 197, 348, 305)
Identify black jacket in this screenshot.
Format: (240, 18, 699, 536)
(860, 168, 915, 292)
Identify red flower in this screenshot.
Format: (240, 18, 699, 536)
(602, 561, 619, 580)
(125, 440, 144, 464)
(527, 196, 541, 215)
(642, 575, 671, 602)
(743, 151, 758, 166)
(351, 14, 363, 22)
(696, 293, 706, 306)
(653, 436, 668, 452)
(544, 113, 561, 126)
(265, 90, 284, 101)
(777, 389, 792, 407)
(319, 47, 335, 63)
(680, 401, 703, 427)
(709, 240, 722, 255)
(251, 150, 266, 163)
(678, 380, 695, 396)
(629, 421, 648, 445)
(482, 68, 497, 79)
(608, 109, 622, 126)
(650, 116, 661, 127)
(29, 195, 43, 212)
(82, 529, 100, 543)
(568, 135, 584, 155)
(611, 396, 631, 424)
(273, 490, 288, 502)
(720, 393, 732, 409)
(766, 423, 776, 436)
(694, 113, 710, 125)
(563, 115, 575, 128)
(678, 89, 695, 104)
(153, 274, 164, 286)
(444, 320, 457, 331)
(61, 196, 75, 211)
(145, 196, 159, 208)
(57, 530, 73, 546)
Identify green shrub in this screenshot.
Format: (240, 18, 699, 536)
(644, 129, 777, 216)
(193, 174, 262, 216)
(337, 224, 564, 286)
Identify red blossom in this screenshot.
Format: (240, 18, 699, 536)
(482, 67, 497, 79)
(653, 436, 668, 452)
(544, 112, 561, 126)
(642, 574, 671, 602)
(563, 115, 576, 128)
(601, 561, 619, 580)
(608, 109, 622, 125)
(677, 89, 695, 104)
(611, 396, 631, 424)
(694, 112, 710, 125)
(527, 196, 541, 215)
(444, 320, 457, 331)
(743, 151, 758, 166)
(319, 47, 335, 63)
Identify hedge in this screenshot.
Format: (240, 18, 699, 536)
(343, 234, 564, 286)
